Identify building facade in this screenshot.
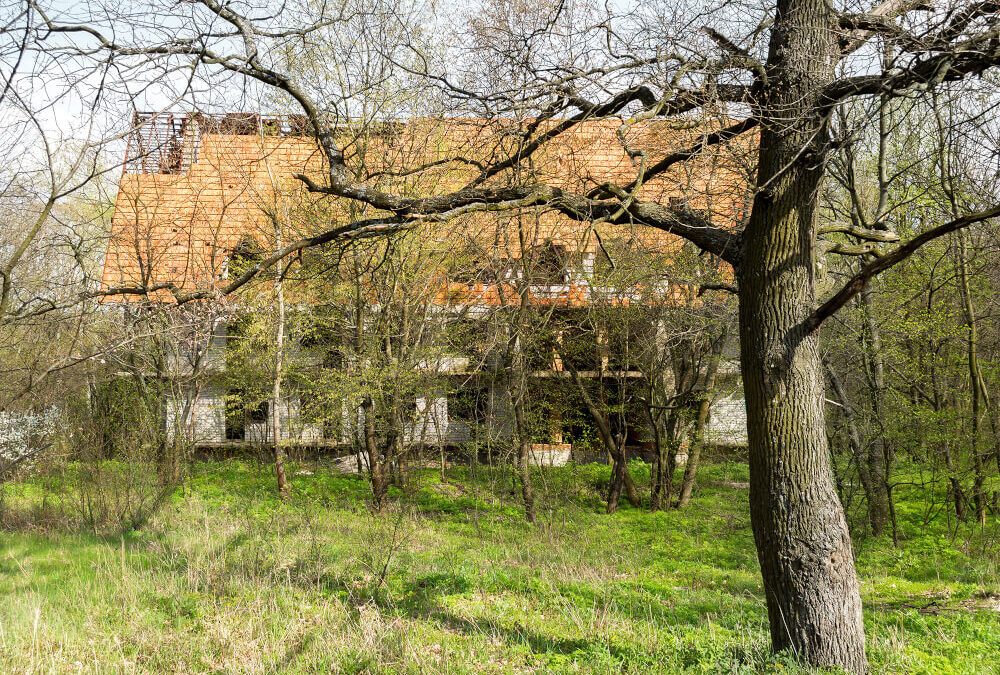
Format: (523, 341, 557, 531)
(103, 112, 749, 459)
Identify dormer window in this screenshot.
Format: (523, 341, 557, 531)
(527, 241, 570, 285)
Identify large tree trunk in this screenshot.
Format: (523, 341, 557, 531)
(738, 0, 867, 670)
(741, 221, 868, 675)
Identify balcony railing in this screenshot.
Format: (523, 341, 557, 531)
(123, 112, 312, 175)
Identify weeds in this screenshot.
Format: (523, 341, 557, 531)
(1, 460, 998, 673)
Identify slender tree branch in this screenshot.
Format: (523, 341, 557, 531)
(698, 281, 738, 296)
(827, 27, 1000, 102)
(804, 205, 1000, 334)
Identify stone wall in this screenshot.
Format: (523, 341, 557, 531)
(529, 443, 572, 467)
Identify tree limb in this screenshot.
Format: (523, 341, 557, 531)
(827, 27, 1000, 103)
(804, 205, 1000, 334)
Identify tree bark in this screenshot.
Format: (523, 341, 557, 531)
(569, 366, 639, 512)
(678, 328, 727, 508)
(511, 389, 536, 524)
(860, 286, 891, 538)
(604, 435, 639, 514)
(661, 413, 680, 508)
(272, 223, 290, 501)
(738, 0, 867, 669)
(646, 394, 667, 511)
(363, 396, 389, 511)
(510, 214, 537, 524)
(622, 448, 640, 509)
(956, 229, 988, 527)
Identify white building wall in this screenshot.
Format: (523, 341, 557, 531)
(243, 397, 324, 443)
(165, 384, 226, 443)
(706, 394, 748, 447)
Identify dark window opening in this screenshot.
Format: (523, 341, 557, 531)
(247, 400, 269, 423)
(225, 394, 245, 441)
(447, 319, 482, 359)
(227, 237, 264, 279)
(396, 394, 418, 425)
(524, 331, 558, 371)
(450, 385, 489, 423)
(217, 113, 260, 135)
(225, 392, 268, 441)
(548, 311, 594, 372)
(526, 241, 570, 284)
(593, 237, 635, 277)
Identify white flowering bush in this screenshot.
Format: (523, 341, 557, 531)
(0, 406, 58, 478)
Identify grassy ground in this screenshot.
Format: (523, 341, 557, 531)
(1, 459, 999, 674)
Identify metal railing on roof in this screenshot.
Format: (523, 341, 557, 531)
(123, 112, 313, 175)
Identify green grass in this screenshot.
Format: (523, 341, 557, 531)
(1, 459, 999, 673)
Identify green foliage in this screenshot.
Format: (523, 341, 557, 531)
(86, 378, 166, 459)
(2, 459, 998, 673)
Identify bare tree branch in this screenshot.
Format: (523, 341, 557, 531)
(805, 204, 1000, 334)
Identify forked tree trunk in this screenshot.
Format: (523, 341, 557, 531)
(661, 418, 680, 507)
(607, 434, 640, 512)
(606, 445, 624, 513)
(678, 329, 727, 508)
(739, 0, 866, 670)
(568, 367, 639, 512)
(363, 396, 389, 511)
(621, 449, 640, 509)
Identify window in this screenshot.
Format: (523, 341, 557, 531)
(447, 319, 482, 358)
(216, 113, 259, 135)
(552, 311, 595, 371)
(526, 241, 570, 284)
(247, 400, 269, 423)
(594, 237, 635, 277)
(224, 393, 245, 440)
(450, 385, 489, 423)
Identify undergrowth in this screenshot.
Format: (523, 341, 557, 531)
(1, 459, 998, 673)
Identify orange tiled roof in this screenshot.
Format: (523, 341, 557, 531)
(101, 114, 751, 302)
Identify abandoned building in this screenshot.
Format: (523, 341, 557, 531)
(101, 112, 750, 462)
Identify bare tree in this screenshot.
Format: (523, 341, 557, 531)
(25, 0, 1000, 669)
